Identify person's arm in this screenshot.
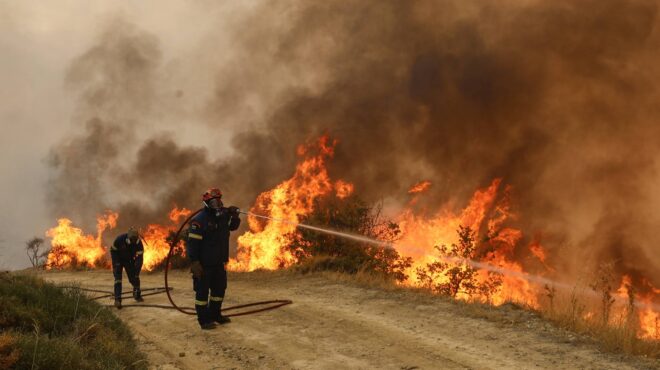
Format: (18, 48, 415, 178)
(186, 221, 204, 262)
(186, 220, 205, 278)
(110, 235, 123, 263)
(134, 239, 144, 273)
(227, 206, 241, 231)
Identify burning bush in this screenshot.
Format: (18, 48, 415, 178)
(285, 196, 412, 281)
(416, 225, 503, 301)
(146, 230, 190, 271)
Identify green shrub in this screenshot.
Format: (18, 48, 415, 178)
(0, 273, 147, 369)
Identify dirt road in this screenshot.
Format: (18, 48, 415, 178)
(37, 269, 656, 370)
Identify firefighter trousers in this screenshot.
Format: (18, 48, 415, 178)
(112, 257, 141, 300)
(192, 263, 227, 326)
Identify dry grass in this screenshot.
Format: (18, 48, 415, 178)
(0, 272, 148, 369)
(538, 282, 659, 358)
(280, 266, 660, 360)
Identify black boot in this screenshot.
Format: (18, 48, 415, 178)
(114, 299, 122, 309)
(216, 302, 231, 324)
(209, 298, 231, 325)
(133, 287, 144, 302)
(200, 321, 217, 330)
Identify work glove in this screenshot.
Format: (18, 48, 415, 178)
(191, 261, 204, 279)
(228, 206, 240, 215)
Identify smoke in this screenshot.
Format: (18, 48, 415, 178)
(45, 1, 659, 289)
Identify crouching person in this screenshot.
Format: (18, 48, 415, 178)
(111, 227, 144, 308)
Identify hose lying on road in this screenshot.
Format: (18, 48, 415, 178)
(69, 286, 292, 318)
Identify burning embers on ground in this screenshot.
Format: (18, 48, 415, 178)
(45, 136, 658, 341)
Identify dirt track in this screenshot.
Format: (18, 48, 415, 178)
(38, 269, 656, 370)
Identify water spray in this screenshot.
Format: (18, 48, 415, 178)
(238, 210, 660, 311)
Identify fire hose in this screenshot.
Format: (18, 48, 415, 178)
(73, 207, 292, 317)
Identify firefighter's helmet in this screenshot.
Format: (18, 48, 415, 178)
(202, 188, 223, 201)
(127, 227, 139, 243)
(203, 188, 223, 210)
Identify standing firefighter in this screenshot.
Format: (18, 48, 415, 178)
(111, 228, 144, 309)
(186, 188, 241, 330)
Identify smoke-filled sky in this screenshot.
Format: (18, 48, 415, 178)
(2, 0, 659, 290)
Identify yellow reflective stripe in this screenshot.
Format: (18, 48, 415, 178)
(195, 300, 207, 306)
(188, 233, 203, 240)
(209, 296, 223, 302)
(114, 280, 121, 284)
(136, 251, 144, 255)
(110, 246, 117, 251)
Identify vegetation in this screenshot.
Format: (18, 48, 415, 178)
(539, 266, 659, 358)
(0, 273, 147, 369)
(286, 196, 412, 282)
(281, 195, 658, 359)
(25, 237, 49, 269)
(415, 225, 502, 301)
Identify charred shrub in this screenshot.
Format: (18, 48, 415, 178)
(416, 225, 502, 301)
(286, 196, 412, 281)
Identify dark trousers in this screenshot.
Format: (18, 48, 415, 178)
(112, 257, 141, 300)
(193, 264, 227, 325)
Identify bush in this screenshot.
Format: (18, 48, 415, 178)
(416, 225, 502, 300)
(0, 273, 147, 369)
(285, 196, 412, 281)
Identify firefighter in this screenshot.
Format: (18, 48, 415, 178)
(186, 188, 241, 330)
(111, 227, 144, 309)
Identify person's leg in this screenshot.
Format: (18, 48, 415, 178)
(112, 257, 123, 308)
(193, 272, 213, 328)
(209, 264, 229, 324)
(125, 260, 142, 301)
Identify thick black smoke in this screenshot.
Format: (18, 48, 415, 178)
(48, 1, 660, 290)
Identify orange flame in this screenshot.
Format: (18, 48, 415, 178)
(139, 207, 190, 271)
(229, 136, 340, 271)
(45, 211, 118, 269)
(43, 135, 659, 340)
(334, 180, 354, 199)
(408, 180, 432, 194)
(45, 207, 191, 272)
(395, 179, 538, 306)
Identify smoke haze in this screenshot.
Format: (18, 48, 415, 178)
(2, 1, 659, 293)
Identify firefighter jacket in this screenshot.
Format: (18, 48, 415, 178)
(186, 208, 241, 266)
(111, 233, 144, 261)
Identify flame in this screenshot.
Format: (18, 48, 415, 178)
(639, 307, 659, 340)
(169, 207, 192, 223)
(613, 275, 660, 339)
(229, 136, 340, 271)
(139, 207, 191, 271)
(395, 179, 539, 307)
(630, 278, 660, 340)
(45, 211, 118, 269)
(408, 180, 432, 194)
(334, 180, 354, 199)
(45, 207, 191, 271)
(43, 135, 659, 340)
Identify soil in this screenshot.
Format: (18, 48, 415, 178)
(37, 269, 658, 370)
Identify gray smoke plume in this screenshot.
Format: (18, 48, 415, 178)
(47, 1, 660, 293)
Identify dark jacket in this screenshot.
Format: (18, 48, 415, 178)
(186, 208, 241, 266)
(111, 233, 144, 261)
